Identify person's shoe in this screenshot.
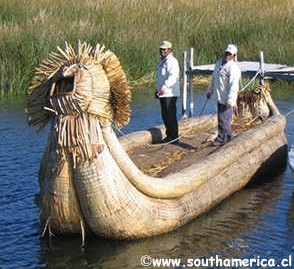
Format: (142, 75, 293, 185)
(211, 140, 224, 147)
(161, 137, 178, 144)
(161, 137, 170, 143)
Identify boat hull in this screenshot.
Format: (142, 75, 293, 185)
(38, 113, 287, 239)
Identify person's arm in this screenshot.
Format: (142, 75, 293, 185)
(207, 81, 214, 99)
(207, 61, 218, 98)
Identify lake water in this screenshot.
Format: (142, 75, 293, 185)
(1, 85, 293, 269)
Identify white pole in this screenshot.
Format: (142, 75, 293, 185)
(189, 47, 194, 69)
(259, 51, 265, 85)
(182, 51, 188, 119)
(189, 48, 194, 117)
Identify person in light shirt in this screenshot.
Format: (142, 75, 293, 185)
(207, 44, 241, 146)
(155, 40, 180, 143)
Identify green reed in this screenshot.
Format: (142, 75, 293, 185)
(0, 0, 293, 96)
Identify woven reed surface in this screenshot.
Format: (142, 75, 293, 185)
(128, 118, 260, 177)
(38, 151, 84, 234)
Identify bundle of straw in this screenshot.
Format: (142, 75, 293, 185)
(235, 84, 271, 123)
(27, 41, 131, 128)
(27, 41, 131, 165)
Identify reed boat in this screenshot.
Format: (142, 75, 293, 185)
(27, 42, 287, 240)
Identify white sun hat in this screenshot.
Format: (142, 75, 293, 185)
(159, 40, 172, 49)
(225, 44, 238, 55)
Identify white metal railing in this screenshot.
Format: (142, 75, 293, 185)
(181, 49, 266, 118)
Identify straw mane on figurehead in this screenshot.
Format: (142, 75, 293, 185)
(27, 41, 131, 130)
(27, 41, 131, 165)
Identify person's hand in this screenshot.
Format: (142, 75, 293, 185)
(206, 92, 212, 99)
(226, 103, 232, 108)
(157, 88, 165, 96)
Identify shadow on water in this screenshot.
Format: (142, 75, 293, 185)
(247, 144, 288, 186)
(38, 172, 285, 269)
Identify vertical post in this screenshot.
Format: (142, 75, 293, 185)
(188, 48, 194, 117)
(259, 51, 265, 85)
(189, 47, 194, 70)
(181, 51, 188, 119)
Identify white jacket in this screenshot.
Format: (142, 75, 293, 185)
(156, 52, 180, 97)
(208, 59, 241, 106)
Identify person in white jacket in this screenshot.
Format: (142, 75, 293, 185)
(207, 44, 241, 146)
(156, 40, 180, 143)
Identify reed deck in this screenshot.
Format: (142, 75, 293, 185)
(128, 121, 253, 177)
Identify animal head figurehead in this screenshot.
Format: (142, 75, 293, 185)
(27, 41, 131, 165)
(27, 41, 131, 130)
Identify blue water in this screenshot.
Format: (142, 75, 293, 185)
(0, 86, 293, 269)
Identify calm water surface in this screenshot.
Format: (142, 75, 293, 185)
(0, 86, 294, 269)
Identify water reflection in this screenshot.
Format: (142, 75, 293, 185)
(39, 174, 284, 268)
(286, 193, 294, 247)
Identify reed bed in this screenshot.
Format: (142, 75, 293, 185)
(0, 0, 293, 96)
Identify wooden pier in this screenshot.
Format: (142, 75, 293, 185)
(181, 48, 294, 118)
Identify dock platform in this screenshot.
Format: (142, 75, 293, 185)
(192, 61, 294, 81)
(181, 48, 294, 117)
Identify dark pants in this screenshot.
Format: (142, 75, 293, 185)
(159, 97, 178, 139)
(216, 102, 233, 143)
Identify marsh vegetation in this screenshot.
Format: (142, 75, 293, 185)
(0, 0, 293, 96)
